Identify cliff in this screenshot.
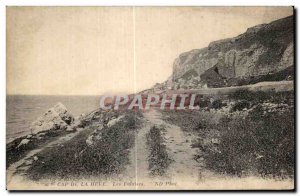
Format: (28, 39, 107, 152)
(169, 15, 294, 89)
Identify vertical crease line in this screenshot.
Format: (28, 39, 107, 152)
(133, 6, 138, 191)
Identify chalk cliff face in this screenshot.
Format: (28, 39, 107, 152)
(170, 15, 294, 88)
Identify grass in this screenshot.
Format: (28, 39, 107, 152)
(162, 110, 218, 133)
(6, 130, 69, 168)
(211, 99, 227, 110)
(229, 89, 294, 106)
(230, 100, 251, 112)
(205, 106, 294, 178)
(162, 90, 294, 179)
(26, 111, 141, 181)
(146, 125, 172, 176)
(7, 112, 93, 169)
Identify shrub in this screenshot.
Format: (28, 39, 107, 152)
(203, 106, 294, 178)
(229, 89, 294, 105)
(229, 90, 267, 102)
(210, 99, 226, 109)
(231, 100, 251, 112)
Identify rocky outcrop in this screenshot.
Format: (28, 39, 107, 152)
(16, 138, 30, 148)
(107, 115, 124, 127)
(30, 103, 75, 135)
(85, 111, 124, 147)
(170, 15, 294, 88)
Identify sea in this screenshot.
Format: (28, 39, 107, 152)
(6, 95, 100, 143)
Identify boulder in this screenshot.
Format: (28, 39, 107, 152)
(66, 126, 75, 132)
(17, 138, 31, 148)
(25, 160, 33, 165)
(76, 128, 84, 132)
(70, 119, 84, 130)
(86, 131, 103, 147)
(86, 135, 94, 147)
(107, 115, 124, 127)
(30, 102, 74, 135)
(75, 113, 86, 121)
(53, 103, 74, 124)
(37, 132, 46, 137)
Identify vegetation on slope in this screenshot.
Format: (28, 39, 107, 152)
(162, 90, 294, 178)
(26, 111, 141, 180)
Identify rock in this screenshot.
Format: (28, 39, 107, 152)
(70, 120, 82, 129)
(86, 135, 94, 147)
(25, 160, 33, 165)
(107, 115, 124, 127)
(30, 102, 74, 134)
(85, 125, 104, 147)
(75, 113, 86, 121)
(17, 139, 30, 148)
(86, 132, 101, 147)
(256, 155, 264, 160)
(26, 134, 32, 139)
(37, 132, 46, 138)
(76, 128, 84, 132)
(279, 43, 294, 69)
(211, 138, 220, 144)
(33, 156, 38, 161)
(97, 124, 104, 131)
(196, 157, 205, 163)
(66, 126, 75, 132)
(53, 103, 74, 124)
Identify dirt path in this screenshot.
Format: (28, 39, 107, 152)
(123, 109, 202, 188)
(122, 121, 151, 184)
(143, 109, 202, 183)
(165, 80, 293, 95)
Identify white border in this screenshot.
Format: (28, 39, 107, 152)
(0, 0, 298, 195)
(0, 0, 298, 6)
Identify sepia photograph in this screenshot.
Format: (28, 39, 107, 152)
(6, 6, 295, 191)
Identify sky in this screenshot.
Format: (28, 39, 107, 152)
(7, 7, 293, 95)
